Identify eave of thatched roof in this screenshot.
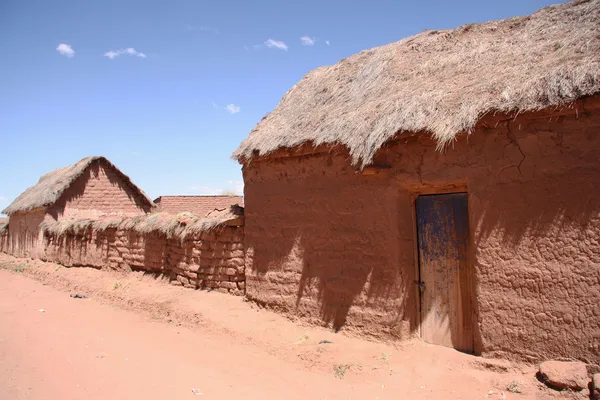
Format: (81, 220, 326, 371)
(233, 0, 600, 167)
(2, 156, 155, 215)
(40, 205, 244, 240)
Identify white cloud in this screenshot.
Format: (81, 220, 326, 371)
(225, 104, 241, 114)
(0, 196, 7, 202)
(300, 36, 315, 46)
(325, 40, 331, 46)
(56, 43, 75, 58)
(265, 39, 288, 51)
(104, 48, 146, 59)
(200, 26, 220, 34)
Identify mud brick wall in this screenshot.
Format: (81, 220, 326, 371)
(162, 229, 245, 293)
(41, 224, 245, 295)
(47, 160, 152, 220)
(242, 107, 600, 363)
(154, 196, 243, 218)
(5, 209, 47, 259)
(0, 230, 7, 253)
(191, 230, 245, 293)
(43, 229, 114, 269)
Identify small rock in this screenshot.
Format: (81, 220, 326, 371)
(538, 360, 589, 391)
(592, 373, 599, 400)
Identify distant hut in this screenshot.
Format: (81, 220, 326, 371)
(233, 0, 600, 362)
(153, 195, 243, 218)
(2, 156, 154, 258)
(0, 218, 8, 253)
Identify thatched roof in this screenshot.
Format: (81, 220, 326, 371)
(233, 0, 600, 167)
(41, 205, 244, 240)
(2, 156, 155, 215)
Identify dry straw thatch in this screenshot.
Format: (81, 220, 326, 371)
(2, 156, 155, 215)
(40, 219, 96, 237)
(41, 205, 244, 240)
(0, 223, 8, 236)
(233, 0, 600, 167)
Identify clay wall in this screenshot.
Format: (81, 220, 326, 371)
(0, 227, 7, 253)
(47, 161, 152, 220)
(5, 209, 47, 258)
(42, 224, 245, 295)
(242, 109, 600, 363)
(154, 196, 243, 217)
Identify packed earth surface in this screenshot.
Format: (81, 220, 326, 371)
(0, 254, 589, 400)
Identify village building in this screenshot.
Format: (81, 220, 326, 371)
(153, 195, 243, 217)
(2, 156, 154, 258)
(233, 0, 600, 363)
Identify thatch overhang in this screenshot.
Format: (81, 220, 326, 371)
(40, 205, 244, 240)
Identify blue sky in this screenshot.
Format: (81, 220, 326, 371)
(0, 0, 557, 212)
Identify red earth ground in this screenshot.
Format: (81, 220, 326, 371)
(0, 254, 585, 399)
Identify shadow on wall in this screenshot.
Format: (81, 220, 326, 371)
(473, 171, 600, 247)
(244, 128, 600, 349)
(7, 211, 45, 258)
(245, 172, 417, 337)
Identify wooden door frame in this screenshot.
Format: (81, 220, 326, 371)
(407, 183, 471, 342)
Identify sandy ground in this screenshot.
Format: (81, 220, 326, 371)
(0, 254, 583, 400)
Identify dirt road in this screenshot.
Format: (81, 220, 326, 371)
(0, 256, 566, 399)
(0, 271, 359, 399)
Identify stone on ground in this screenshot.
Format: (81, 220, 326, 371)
(538, 360, 589, 391)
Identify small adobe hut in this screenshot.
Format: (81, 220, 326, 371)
(234, 0, 600, 363)
(2, 156, 154, 258)
(153, 195, 243, 217)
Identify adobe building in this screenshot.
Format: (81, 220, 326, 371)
(154, 195, 243, 217)
(2, 156, 154, 258)
(233, 0, 600, 363)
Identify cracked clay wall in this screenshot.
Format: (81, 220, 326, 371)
(242, 107, 600, 363)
